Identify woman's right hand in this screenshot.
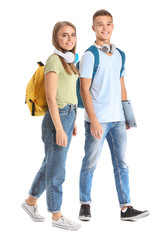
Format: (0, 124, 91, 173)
(56, 129, 67, 147)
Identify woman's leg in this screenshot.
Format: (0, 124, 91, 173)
(45, 106, 76, 215)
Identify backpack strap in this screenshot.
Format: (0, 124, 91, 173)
(76, 45, 99, 108)
(116, 48, 125, 77)
(85, 45, 99, 88)
(37, 61, 44, 67)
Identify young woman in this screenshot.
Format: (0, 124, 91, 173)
(22, 21, 81, 231)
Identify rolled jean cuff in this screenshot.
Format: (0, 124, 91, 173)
(120, 203, 131, 208)
(28, 193, 39, 199)
(80, 200, 91, 205)
(48, 209, 61, 214)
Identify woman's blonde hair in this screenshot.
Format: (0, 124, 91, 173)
(52, 21, 78, 75)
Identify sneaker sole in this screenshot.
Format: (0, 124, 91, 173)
(52, 222, 81, 231)
(121, 211, 150, 221)
(79, 216, 91, 221)
(21, 203, 45, 222)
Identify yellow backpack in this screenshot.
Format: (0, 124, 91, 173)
(25, 61, 48, 116)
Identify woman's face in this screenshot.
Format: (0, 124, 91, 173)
(57, 25, 76, 52)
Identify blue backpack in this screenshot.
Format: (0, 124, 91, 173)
(76, 45, 125, 108)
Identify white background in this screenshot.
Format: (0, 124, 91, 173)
(1, 0, 164, 239)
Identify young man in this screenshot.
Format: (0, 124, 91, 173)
(78, 9, 149, 221)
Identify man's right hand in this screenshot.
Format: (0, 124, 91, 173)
(90, 120, 103, 139)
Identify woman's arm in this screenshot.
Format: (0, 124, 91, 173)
(45, 72, 67, 147)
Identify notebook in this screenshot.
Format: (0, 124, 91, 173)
(122, 100, 137, 127)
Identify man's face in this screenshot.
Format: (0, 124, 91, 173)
(92, 16, 114, 42)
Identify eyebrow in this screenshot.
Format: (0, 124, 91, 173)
(97, 21, 112, 24)
(61, 32, 75, 34)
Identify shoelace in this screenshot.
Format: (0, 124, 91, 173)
(59, 216, 72, 226)
(126, 207, 139, 217)
(33, 206, 41, 217)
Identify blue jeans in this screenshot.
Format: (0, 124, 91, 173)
(29, 105, 77, 213)
(80, 121, 131, 208)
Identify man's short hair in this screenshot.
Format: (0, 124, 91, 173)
(93, 9, 113, 23)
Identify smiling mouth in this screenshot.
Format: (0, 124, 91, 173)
(102, 32, 110, 35)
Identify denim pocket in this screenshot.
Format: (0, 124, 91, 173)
(85, 121, 91, 133)
(59, 110, 68, 117)
(59, 105, 70, 118)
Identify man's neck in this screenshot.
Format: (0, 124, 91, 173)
(95, 39, 110, 47)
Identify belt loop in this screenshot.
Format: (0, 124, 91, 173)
(69, 104, 76, 114)
(69, 104, 72, 114)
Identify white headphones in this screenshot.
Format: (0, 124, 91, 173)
(94, 42, 116, 54)
(54, 47, 75, 63)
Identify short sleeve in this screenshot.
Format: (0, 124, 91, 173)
(44, 55, 61, 75)
(79, 51, 95, 78)
(121, 66, 126, 77)
(119, 50, 126, 77)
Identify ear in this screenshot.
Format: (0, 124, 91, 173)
(92, 25, 95, 32)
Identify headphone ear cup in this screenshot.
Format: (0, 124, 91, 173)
(101, 44, 116, 54)
(110, 44, 116, 54)
(101, 44, 110, 53)
(64, 52, 75, 63)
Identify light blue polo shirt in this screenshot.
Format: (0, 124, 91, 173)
(79, 48, 125, 123)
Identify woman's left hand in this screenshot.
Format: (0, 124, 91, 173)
(72, 123, 77, 136)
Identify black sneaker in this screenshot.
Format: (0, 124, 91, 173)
(121, 206, 150, 221)
(79, 204, 91, 221)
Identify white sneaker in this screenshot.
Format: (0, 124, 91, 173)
(21, 200, 45, 222)
(52, 216, 81, 231)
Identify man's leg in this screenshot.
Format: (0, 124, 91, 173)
(80, 121, 107, 203)
(79, 121, 109, 220)
(106, 121, 149, 220)
(106, 121, 131, 207)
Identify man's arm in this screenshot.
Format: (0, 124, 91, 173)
(120, 76, 127, 101)
(120, 76, 130, 129)
(80, 78, 103, 139)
